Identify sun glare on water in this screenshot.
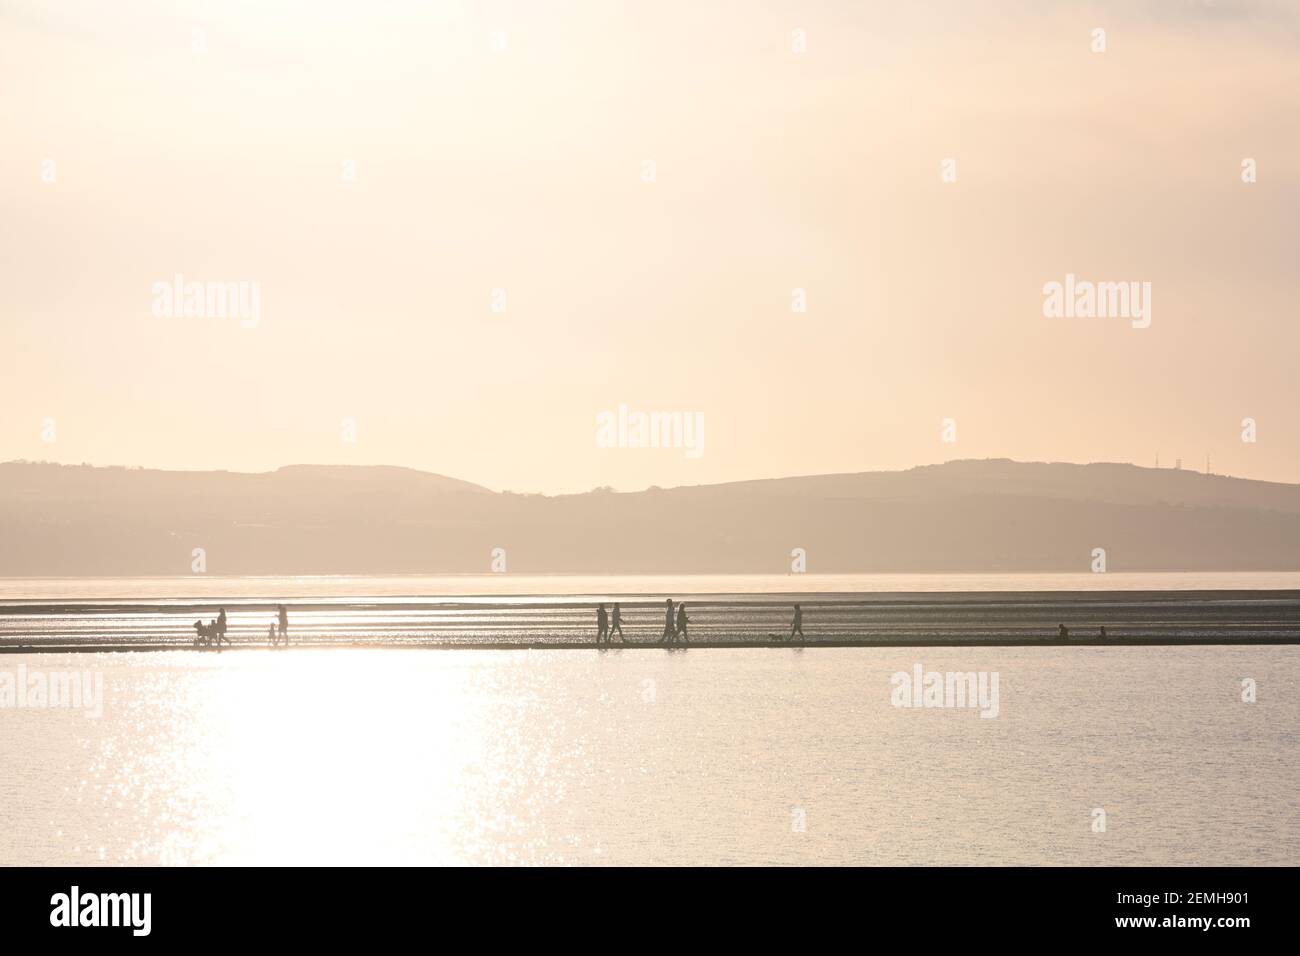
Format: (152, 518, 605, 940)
(127, 650, 538, 865)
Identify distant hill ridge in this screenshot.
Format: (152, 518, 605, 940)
(3, 459, 1299, 575)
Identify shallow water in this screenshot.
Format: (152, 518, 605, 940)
(1, 646, 1296, 865)
(6, 571, 1300, 603)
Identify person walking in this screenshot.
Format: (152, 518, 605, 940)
(661, 599, 676, 646)
(675, 602, 690, 644)
(609, 602, 626, 643)
(277, 605, 289, 646)
(789, 603, 804, 643)
(596, 604, 609, 646)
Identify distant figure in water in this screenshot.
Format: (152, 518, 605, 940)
(609, 602, 625, 643)
(211, 617, 224, 652)
(1058, 623, 1069, 640)
(675, 602, 690, 644)
(596, 604, 609, 645)
(277, 605, 289, 645)
(216, 608, 230, 648)
(268, 621, 279, 647)
(1099, 625, 1107, 639)
(661, 599, 676, 645)
(789, 604, 804, 642)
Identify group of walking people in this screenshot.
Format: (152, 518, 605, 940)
(192, 607, 231, 650)
(595, 602, 627, 645)
(594, 600, 805, 645)
(593, 599, 693, 645)
(194, 605, 290, 650)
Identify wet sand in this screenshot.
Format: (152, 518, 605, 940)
(4, 637, 1299, 654)
(3, 589, 1299, 651)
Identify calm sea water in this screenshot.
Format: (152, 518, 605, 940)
(7, 571, 1300, 603)
(2, 645, 1296, 865)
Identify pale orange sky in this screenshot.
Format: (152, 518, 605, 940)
(2, 0, 1298, 493)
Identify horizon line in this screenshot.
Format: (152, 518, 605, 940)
(4, 455, 1293, 495)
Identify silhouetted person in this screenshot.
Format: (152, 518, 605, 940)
(216, 607, 229, 647)
(661, 599, 675, 645)
(211, 618, 224, 653)
(1058, 623, 1069, 640)
(596, 604, 609, 645)
(278, 605, 288, 645)
(675, 603, 690, 643)
(1099, 625, 1107, 639)
(790, 603, 804, 642)
(268, 621, 278, 647)
(609, 603, 625, 643)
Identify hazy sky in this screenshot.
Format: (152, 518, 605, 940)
(2, 0, 1298, 493)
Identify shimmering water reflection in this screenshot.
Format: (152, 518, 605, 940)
(1, 647, 1296, 865)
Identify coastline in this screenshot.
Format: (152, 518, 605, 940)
(5, 636, 1300, 654)
(5, 589, 1298, 651)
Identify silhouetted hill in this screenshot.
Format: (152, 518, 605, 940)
(3, 459, 1300, 575)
